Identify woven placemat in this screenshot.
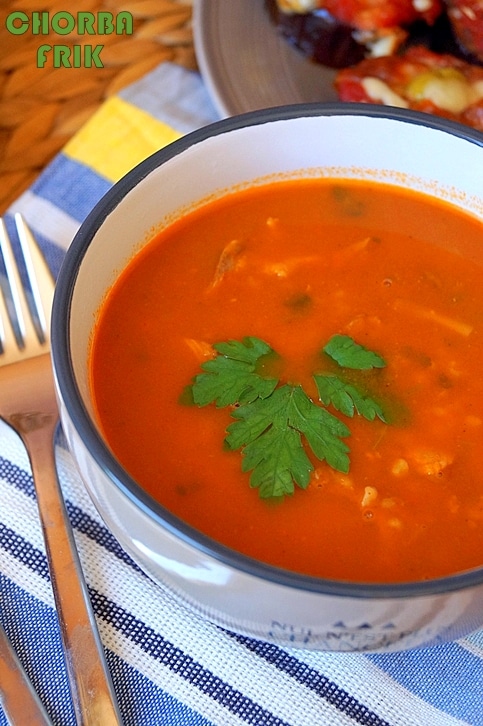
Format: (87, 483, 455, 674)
(0, 0, 196, 213)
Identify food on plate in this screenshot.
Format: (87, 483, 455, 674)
(335, 45, 483, 128)
(89, 177, 483, 583)
(268, 0, 445, 65)
(445, 0, 483, 61)
(265, 0, 368, 67)
(268, 0, 483, 128)
(274, 0, 443, 27)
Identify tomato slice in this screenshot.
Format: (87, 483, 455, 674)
(324, 0, 443, 29)
(334, 45, 483, 130)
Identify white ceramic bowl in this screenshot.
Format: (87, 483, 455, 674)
(51, 104, 483, 652)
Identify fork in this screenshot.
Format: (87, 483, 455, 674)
(0, 214, 122, 725)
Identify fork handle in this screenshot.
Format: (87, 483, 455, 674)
(22, 420, 122, 726)
(0, 625, 52, 725)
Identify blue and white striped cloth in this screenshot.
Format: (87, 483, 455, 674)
(1, 61, 482, 726)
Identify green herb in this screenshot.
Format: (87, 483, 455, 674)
(190, 337, 278, 407)
(226, 384, 350, 497)
(184, 334, 387, 499)
(323, 334, 386, 369)
(314, 374, 386, 422)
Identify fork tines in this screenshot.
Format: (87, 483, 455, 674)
(0, 214, 54, 362)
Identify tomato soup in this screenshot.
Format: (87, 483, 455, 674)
(89, 179, 483, 583)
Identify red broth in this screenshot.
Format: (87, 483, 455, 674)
(89, 179, 483, 583)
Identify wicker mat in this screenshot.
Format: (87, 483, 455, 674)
(0, 0, 197, 213)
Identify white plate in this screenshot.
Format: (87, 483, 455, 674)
(193, 0, 338, 118)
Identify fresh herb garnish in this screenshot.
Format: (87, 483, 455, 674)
(190, 337, 278, 407)
(323, 334, 386, 370)
(184, 334, 387, 499)
(226, 384, 350, 497)
(314, 374, 386, 422)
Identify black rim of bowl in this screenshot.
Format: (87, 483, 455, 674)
(52, 102, 483, 600)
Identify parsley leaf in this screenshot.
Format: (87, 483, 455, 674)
(232, 398, 313, 497)
(314, 373, 386, 422)
(226, 384, 350, 497)
(284, 385, 350, 473)
(191, 336, 278, 407)
(323, 334, 386, 369)
(185, 333, 387, 500)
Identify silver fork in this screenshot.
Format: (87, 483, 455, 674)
(0, 214, 122, 725)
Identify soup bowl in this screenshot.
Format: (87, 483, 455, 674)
(51, 104, 483, 652)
